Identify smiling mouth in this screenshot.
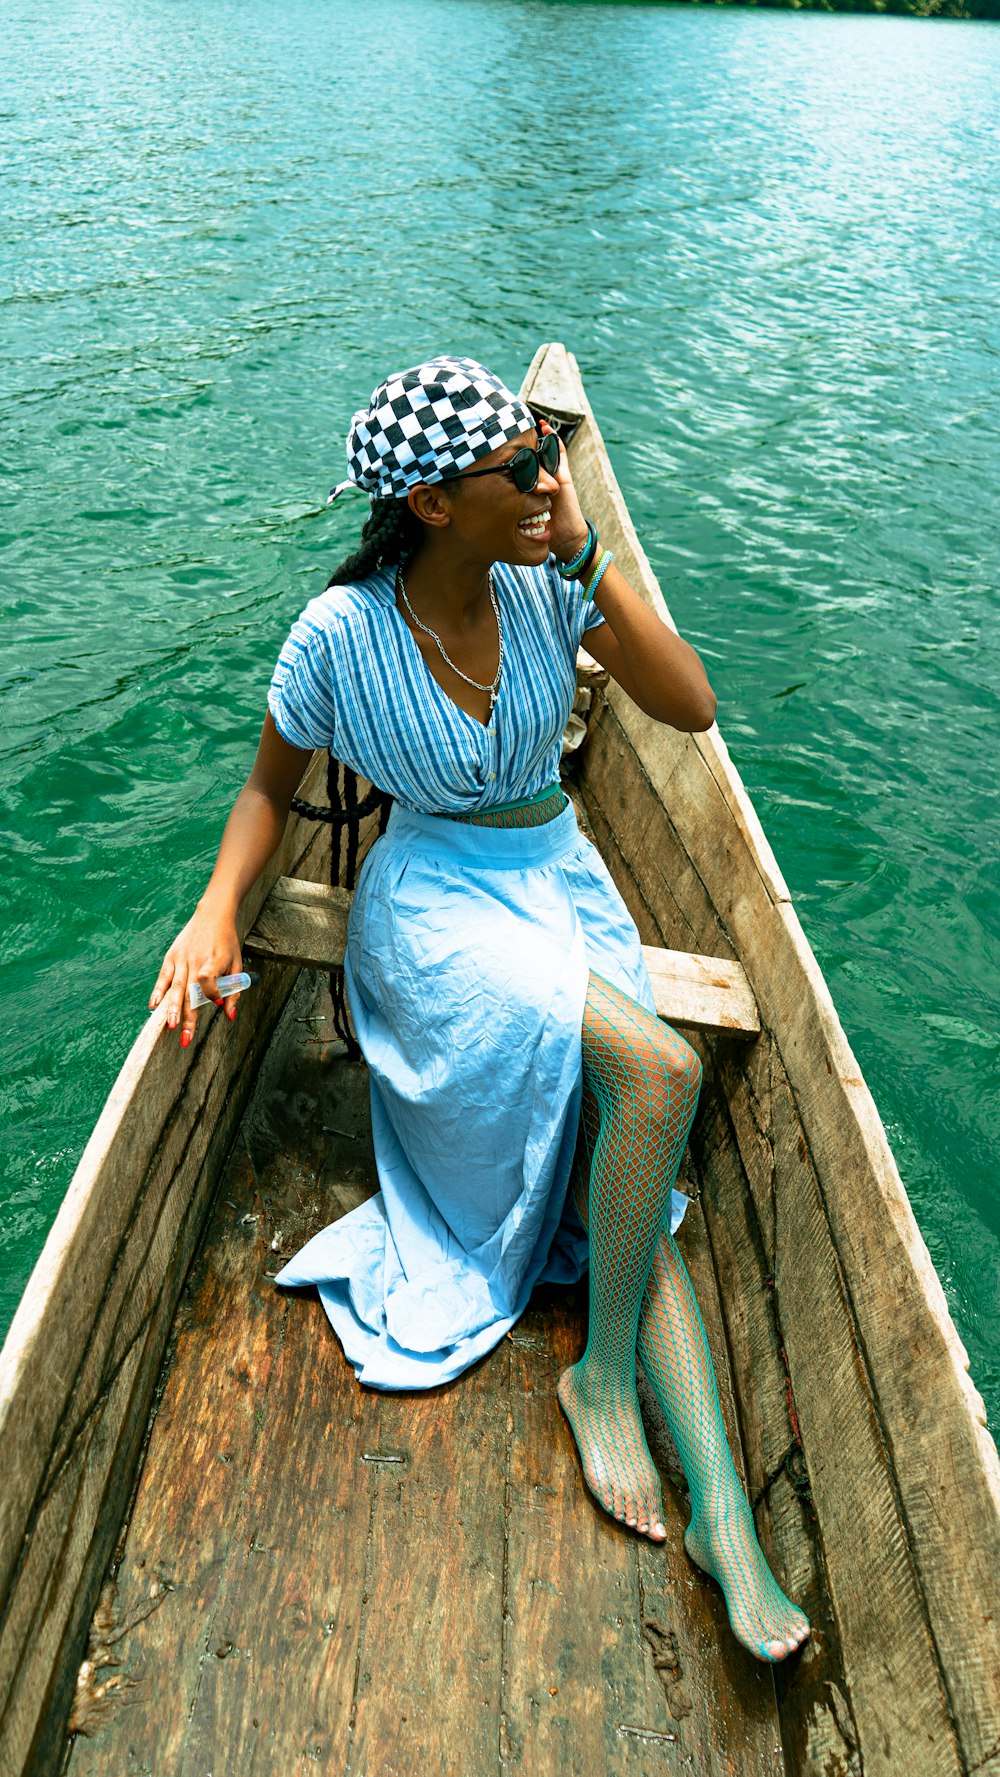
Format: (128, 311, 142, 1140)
(517, 507, 551, 539)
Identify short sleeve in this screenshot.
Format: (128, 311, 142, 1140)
(267, 595, 341, 753)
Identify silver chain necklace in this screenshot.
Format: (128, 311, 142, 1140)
(396, 563, 504, 710)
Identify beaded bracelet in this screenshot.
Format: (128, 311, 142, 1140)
(583, 547, 613, 605)
(557, 519, 598, 581)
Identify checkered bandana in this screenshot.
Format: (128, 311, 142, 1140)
(328, 357, 534, 504)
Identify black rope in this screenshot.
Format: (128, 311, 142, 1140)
(296, 759, 393, 1058)
(289, 785, 387, 827)
(344, 764, 360, 891)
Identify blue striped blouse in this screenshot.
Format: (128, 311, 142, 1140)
(267, 559, 606, 814)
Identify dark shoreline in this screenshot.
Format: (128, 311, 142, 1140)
(670, 0, 998, 17)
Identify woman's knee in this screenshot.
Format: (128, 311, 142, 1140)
(584, 1023, 702, 1105)
(665, 1033, 703, 1099)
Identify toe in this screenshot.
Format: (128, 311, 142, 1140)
(766, 1638, 787, 1660)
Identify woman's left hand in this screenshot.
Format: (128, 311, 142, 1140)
(540, 424, 589, 565)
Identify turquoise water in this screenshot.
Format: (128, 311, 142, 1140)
(2, 1, 997, 1428)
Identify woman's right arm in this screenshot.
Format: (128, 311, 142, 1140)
(149, 712, 315, 1047)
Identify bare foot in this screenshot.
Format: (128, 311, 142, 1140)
(557, 1362, 667, 1542)
(684, 1504, 811, 1662)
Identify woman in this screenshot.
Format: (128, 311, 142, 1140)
(150, 356, 810, 1664)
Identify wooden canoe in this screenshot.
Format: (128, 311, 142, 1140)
(1, 343, 997, 1777)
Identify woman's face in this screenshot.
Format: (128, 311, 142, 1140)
(433, 429, 562, 568)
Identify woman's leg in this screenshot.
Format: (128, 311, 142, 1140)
(569, 997, 810, 1664)
(557, 970, 703, 1543)
(638, 1223, 810, 1660)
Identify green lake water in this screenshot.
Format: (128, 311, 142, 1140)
(2, 0, 998, 1428)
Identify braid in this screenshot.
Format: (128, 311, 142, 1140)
(327, 496, 422, 588)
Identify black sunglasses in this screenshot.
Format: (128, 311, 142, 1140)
(449, 429, 561, 494)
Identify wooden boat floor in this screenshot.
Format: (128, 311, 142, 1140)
(66, 972, 784, 1777)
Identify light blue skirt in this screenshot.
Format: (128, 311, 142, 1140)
(273, 799, 689, 1390)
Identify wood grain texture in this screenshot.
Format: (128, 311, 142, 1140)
(580, 710, 728, 959)
(246, 876, 353, 974)
(769, 1050, 962, 1776)
(348, 1354, 507, 1776)
(67, 973, 380, 1776)
(502, 1286, 671, 1777)
(640, 946, 759, 1039)
(692, 1056, 866, 1777)
(0, 956, 305, 1777)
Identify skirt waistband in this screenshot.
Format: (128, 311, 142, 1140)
(384, 796, 581, 870)
(446, 784, 568, 829)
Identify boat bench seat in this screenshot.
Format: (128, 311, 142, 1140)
(246, 876, 761, 1041)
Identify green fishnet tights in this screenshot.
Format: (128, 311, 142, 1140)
(563, 971, 811, 1664)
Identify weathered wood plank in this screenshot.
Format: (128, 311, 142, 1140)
(246, 877, 353, 974)
(580, 709, 729, 960)
(68, 973, 381, 1775)
(65, 1156, 286, 1775)
(0, 953, 305, 1777)
(769, 1051, 963, 1776)
(640, 947, 759, 1040)
(0, 1341, 141, 1775)
(347, 1354, 507, 1774)
(766, 907, 1000, 1771)
(502, 1285, 675, 1775)
(690, 1062, 863, 1777)
(177, 1278, 371, 1774)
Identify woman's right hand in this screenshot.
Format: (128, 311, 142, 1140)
(146, 711, 314, 1049)
(149, 904, 243, 1049)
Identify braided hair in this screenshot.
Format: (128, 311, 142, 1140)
(327, 495, 423, 589)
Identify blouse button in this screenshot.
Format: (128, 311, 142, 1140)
(488, 772, 496, 781)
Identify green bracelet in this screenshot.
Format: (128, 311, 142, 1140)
(583, 547, 613, 604)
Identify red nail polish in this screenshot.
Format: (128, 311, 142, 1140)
(228, 1007, 236, 1022)
(180, 1031, 191, 1049)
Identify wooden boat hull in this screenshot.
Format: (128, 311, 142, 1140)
(0, 344, 996, 1776)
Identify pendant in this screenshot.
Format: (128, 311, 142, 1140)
(489, 686, 498, 708)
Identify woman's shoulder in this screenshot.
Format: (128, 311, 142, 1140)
(291, 571, 395, 640)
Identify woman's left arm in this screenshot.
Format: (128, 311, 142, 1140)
(547, 431, 717, 733)
(582, 566, 717, 732)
